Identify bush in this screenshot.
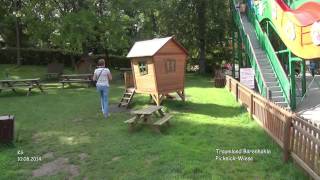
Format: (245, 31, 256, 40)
(0, 48, 79, 66)
(0, 48, 131, 68)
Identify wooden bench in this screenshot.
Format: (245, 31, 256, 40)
(152, 114, 172, 133)
(0, 78, 44, 96)
(124, 116, 138, 132)
(60, 74, 93, 88)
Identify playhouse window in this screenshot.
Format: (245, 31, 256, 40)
(165, 59, 176, 73)
(138, 61, 148, 75)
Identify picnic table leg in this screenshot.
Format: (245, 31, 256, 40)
(10, 87, 16, 93)
(38, 84, 44, 93)
(36, 82, 44, 93)
(27, 87, 32, 96)
(129, 115, 140, 132)
(128, 122, 135, 132)
(6, 82, 16, 93)
(157, 109, 165, 117)
(67, 78, 72, 87)
(152, 126, 161, 134)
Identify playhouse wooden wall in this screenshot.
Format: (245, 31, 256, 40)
(153, 54, 186, 93)
(131, 57, 157, 93)
(154, 40, 187, 93)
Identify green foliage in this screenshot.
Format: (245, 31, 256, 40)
(51, 10, 98, 53)
(0, 0, 234, 71)
(0, 48, 130, 68)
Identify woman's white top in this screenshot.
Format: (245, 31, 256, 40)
(94, 67, 111, 87)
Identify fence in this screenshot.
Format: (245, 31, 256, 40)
(225, 75, 320, 179)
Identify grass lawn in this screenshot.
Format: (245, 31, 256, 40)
(0, 64, 307, 179)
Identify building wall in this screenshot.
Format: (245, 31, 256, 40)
(131, 57, 157, 93)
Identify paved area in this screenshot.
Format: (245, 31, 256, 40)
(109, 104, 130, 113)
(296, 75, 320, 123)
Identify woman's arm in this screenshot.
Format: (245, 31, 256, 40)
(108, 71, 112, 81)
(93, 72, 97, 81)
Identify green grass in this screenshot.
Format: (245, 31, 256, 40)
(0, 65, 307, 179)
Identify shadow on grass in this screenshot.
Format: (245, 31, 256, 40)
(164, 100, 245, 118)
(0, 90, 43, 98)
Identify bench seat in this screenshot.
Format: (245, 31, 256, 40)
(0, 85, 33, 90)
(124, 117, 137, 124)
(153, 115, 172, 126)
(60, 79, 92, 83)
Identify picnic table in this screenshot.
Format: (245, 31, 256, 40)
(125, 105, 172, 133)
(60, 74, 93, 88)
(0, 78, 44, 96)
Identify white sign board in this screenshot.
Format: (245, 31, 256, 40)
(240, 68, 255, 89)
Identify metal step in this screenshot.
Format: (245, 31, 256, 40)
(261, 69, 273, 73)
(275, 101, 289, 107)
(269, 86, 281, 91)
(257, 59, 269, 64)
(263, 73, 276, 78)
(265, 77, 277, 82)
(266, 82, 279, 87)
(259, 60, 270, 64)
(270, 91, 283, 97)
(261, 67, 272, 71)
(272, 96, 286, 102)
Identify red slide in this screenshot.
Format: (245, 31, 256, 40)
(276, 0, 320, 26)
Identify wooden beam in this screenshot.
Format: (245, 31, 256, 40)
(176, 90, 185, 101)
(150, 94, 158, 105)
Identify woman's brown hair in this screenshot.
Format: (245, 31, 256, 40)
(97, 59, 105, 67)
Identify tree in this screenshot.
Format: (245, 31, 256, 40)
(195, 0, 207, 74)
(14, 0, 22, 65)
(0, 0, 233, 72)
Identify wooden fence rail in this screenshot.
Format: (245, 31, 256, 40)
(225, 75, 320, 179)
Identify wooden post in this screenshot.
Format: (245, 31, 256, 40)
(283, 115, 292, 162)
(236, 83, 239, 101)
(249, 93, 254, 119)
(229, 78, 232, 91)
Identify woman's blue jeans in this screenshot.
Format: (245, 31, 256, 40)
(96, 85, 109, 117)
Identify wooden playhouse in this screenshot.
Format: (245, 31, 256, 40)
(119, 36, 188, 107)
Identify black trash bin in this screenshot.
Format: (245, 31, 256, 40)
(0, 115, 14, 143)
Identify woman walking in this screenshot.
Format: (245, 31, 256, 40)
(93, 59, 112, 118)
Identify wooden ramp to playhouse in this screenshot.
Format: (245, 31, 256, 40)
(118, 72, 135, 108)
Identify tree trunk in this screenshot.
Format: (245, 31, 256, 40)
(15, 0, 22, 66)
(196, 0, 207, 74)
(151, 11, 158, 36)
(104, 48, 110, 67)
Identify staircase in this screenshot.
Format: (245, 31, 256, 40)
(241, 15, 289, 108)
(118, 88, 135, 108)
